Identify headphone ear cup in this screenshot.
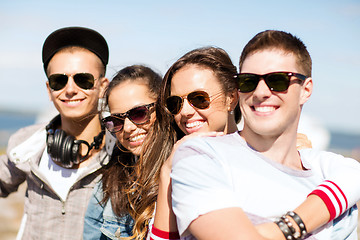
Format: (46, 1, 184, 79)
(46, 114, 60, 155)
(61, 135, 76, 168)
(51, 129, 66, 163)
(46, 130, 54, 154)
(71, 142, 80, 165)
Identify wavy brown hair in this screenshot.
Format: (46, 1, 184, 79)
(128, 46, 240, 239)
(100, 65, 162, 219)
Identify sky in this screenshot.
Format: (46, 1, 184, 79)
(0, 0, 359, 134)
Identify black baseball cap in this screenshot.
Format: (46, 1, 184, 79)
(42, 26, 109, 72)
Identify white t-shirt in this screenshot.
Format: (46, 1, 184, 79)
(38, 148, 87, 201)
(171, 132, 359, 240)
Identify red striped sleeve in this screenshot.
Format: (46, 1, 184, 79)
(149, 225, 180, 240)
(308, 180, 348, 221)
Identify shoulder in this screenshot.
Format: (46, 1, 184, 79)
(172, 132, 246, 167)
(299, 148, 355, 162)
(8, 123, 46, 149)
(299, 148, 360, 173)
(177, 132, 243, 153)
(93, 180, 104, 198)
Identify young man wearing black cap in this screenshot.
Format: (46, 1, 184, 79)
(0, 26, 110, 239)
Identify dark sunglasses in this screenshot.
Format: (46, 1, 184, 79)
(102, 103, 155, 133)
(166, 90, 223, 115)
(48, 73, 96, 91)
(237, 72, 307, 93)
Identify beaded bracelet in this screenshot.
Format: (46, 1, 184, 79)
(275, 218, 294, 240)
(286, 211, 307, 239)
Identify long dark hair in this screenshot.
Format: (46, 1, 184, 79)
(100, 65, 162, 217)
(128, 46, 240, 239)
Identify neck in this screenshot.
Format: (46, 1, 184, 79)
(225, 116, 239, 134)
(60, 114, 104, 163)
(61, 114, 100, 137)
(240, 126, 303, 170)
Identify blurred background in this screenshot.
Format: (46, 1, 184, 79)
(0, 0, 359, 239)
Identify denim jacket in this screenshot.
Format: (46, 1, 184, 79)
(83, 181, 134, 240)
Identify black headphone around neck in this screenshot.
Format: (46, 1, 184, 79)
(46, 115, 104, 168)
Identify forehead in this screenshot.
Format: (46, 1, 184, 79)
(241, 49, 300, 75)
(47, 48, 103, 76)
(108, 81, 155, 114)
(170, 65, 222, 95)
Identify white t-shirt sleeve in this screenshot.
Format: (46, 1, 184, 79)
(301, 149, 360, 219)
(171, 137, 240, 237)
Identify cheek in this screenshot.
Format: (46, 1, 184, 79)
(208, 99, 229, 116)
(115, 132, 125, 145)
(238, 95, 250, 109)
(141, 122, 153, 133)
(139, 113, 156, 133)
(49, 90, 62, 99)
(88, 89, 100, 101)
(173, 115, 182, 128)
(203, 108, 229, 131)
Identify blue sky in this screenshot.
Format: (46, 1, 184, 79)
(0, 0, 359, 134)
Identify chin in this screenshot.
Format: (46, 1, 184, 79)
(62, 109, 98, 121)
(131, 148, 141, 156)
(254, 127, 282, 137)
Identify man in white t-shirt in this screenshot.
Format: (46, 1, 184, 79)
(0, 26, 110, 239)
(171, 30, 359, 240)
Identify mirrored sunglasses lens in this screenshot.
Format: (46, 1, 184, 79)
(74, 73, 95, 89)
(166, 96, 182, 114)
(238, 75, 259, 93)
(266, 73, 289, 92)
(48, 74, 68, 91)
(128, 106, 150, 124)
(188, 91, 210, 109)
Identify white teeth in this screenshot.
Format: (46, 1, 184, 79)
(66, 100, 81, 105)
(186, 121, 204, 128)
(129, 133, 146, 142)
(254, 106, 275, 113)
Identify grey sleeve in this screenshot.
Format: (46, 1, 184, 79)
(0, 153, 26, 197)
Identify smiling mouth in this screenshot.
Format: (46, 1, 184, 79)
(129, 133, 147, 142)
(253, 106, 276, 113)
(62, 99, 83, 105)
(185, 121, 205, 129)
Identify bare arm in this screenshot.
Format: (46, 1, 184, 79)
(153, 164, 177, 232)
(189, 208, 269, 240)
(256, 195, 330, 240)
(153, 132, 224, 235)
(293, 194, 330, 232)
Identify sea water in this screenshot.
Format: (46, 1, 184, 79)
(0, 111, 359, 158)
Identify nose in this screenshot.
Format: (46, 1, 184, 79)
(178, 98, 196, 117)
(252, 79, 272, 100)
(123, 117, 137, 133)
(64, 76, 79, 96)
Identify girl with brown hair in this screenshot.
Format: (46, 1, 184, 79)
(83, 64, 162, 240)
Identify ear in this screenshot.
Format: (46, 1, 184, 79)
(227, 89, 239, 111)
(300, 77, 313, 105)
(98, 77, 109, 98)
(46, 81, 53, 102)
